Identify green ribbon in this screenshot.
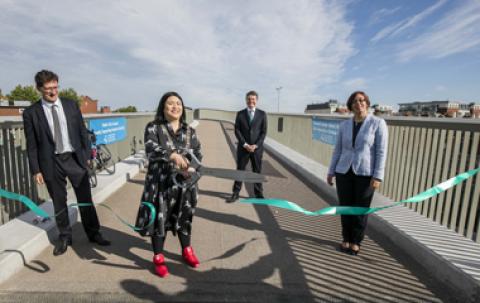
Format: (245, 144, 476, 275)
(241, 167, 480, 216)
(0, 188, 155, 231)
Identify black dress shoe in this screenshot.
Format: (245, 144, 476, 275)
(226, 192, 239, 203)
(53, 238, 72, 256)
(255, 194, 265, 199)
(339, 242, 350, 253)
(349, 244, 360, 256)
(89, 233, 111, 246)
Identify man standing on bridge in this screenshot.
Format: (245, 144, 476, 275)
(23, 70, 110, 256)
(227, 90, 268, 203)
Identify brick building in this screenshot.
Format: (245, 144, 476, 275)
(470, 104, 480, 118)
(305, 100, 348, 114)
(372, 104, 393, 116)
(100, 106, 111, 113)
(79, 96, 98, 114)
(398, 101, 480, 118)
(0, 100, 30, 116)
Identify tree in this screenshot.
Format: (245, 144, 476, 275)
(59, 87, 81, 105)
(8, 85, 40, 103)
(114, 106, 137, 113)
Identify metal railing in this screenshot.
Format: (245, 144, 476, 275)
(0, 110, 196, 226)
(0, 121, 40, 224)
(196, 109, 480, 242)
(0, 113, 157, 225)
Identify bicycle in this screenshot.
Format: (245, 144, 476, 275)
(87, 129, 116, 188)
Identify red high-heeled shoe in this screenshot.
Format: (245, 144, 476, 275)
(153, 253, 169, 277)
(182, 246, 200, 268)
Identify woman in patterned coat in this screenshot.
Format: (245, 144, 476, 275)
(135, 91, 202, 277)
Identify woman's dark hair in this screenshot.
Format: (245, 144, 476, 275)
(35, 70, 59, 89)
(154, 91, 186, 124)
(346, 91, 370, 111)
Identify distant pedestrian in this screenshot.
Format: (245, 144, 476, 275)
(327, 91, 388, 255)
(226, 90, 268, 202)
(23, 70, 110, 256)
(135, 92, 202, 277)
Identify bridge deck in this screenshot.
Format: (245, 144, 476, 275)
(0, 121, 452, 302)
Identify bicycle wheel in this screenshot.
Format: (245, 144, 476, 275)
(88, 162, 98, 188)
(98, 144, 116, 174)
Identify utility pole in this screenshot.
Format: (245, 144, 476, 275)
(276, 86, 282, 112)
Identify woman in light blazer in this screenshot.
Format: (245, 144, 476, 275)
(327, 91, 388, 255)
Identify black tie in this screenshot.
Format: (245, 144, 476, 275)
(51, 104, 64, 153)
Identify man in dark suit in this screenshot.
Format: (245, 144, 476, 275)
(23, 70, 110, 256)
(227, 90, 267, 203)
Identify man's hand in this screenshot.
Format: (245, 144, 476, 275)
(34, 173, 45, 185)
(244, 144, 256, 153)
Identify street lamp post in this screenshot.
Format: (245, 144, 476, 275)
(276, 86, 282, 112)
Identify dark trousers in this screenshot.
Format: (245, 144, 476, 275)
(232, 149, 263, 196)
(151, 233, 191, 254)
(335, 168, 375, 245)
(44, 152, 100, 241)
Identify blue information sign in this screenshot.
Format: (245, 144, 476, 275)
(312, 117, 341, 145)
(89, 117, 127, 145)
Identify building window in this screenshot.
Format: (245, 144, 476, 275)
(278, 117, 284, 132)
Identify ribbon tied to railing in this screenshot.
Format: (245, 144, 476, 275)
(240, 167, 480, 216)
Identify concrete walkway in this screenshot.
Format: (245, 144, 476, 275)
(0, 121, 455, 302)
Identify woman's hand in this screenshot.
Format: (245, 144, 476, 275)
(370, 178, 381, 189)
(170, 152, 189, 170)
(327, 174, 335, 186)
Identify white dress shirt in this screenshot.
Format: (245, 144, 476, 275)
(248, 107, 256, 120)
(243, 107, 256, 148)
(41, 98, 74, 153)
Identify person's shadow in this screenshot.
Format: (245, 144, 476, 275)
(68, 224, 155, 274)
(121, 250, 316, 303)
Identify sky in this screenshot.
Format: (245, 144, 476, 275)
(0, 0, 479, 112)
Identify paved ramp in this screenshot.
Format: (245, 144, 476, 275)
(0, 120, 454, 302)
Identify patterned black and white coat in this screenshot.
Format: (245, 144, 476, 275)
(135, 121, 202, 237)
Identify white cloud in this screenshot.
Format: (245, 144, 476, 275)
(0, 0, 355, 113)
(371, 0, 446, 43)
(398, 0, 480, 61)
(368, 6, 402, 26)
(343, 77, 367, 90)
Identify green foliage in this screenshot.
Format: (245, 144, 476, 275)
(114, 106, 137, 113)
(8, 85, 40, 103)
(59, 88, 81, 105)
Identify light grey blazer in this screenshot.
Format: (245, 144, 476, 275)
(328, 114, 388, 181)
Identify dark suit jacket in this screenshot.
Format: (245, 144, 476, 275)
(23, 98, 91, 181)
(234, 108, 267, 155)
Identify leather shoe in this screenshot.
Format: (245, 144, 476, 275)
(349, 244, 360, 256)
(255, 194, 265, 199)
(89, 233, 111, 246)
(53, 238, 72, 256)
(226, 192, 239, 203)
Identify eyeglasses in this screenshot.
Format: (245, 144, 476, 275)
(353, 98, 366, 103)
(42, 86, 59, 92)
